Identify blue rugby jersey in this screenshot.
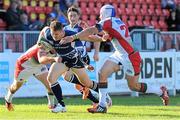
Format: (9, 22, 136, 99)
(64, 24, 87, 57)
(40, 27, 77, 56)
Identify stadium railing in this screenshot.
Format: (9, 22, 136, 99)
(130, 29, 180, 52)
(0, 30, 180, 52)
(0, 31, 39, 52)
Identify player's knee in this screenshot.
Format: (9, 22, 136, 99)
(64, 74, 71, 81)
(47, 74, 54, 84)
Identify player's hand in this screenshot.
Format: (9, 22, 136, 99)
(93, 52, 99, 61)
(79, 21, 89, 29)
(102, 34, 109, 41)
(54, 56, 62, 63)
(59, 36, 74, 44)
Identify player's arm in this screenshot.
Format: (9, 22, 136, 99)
(37, 47, 62, 64)
(93, 42, 100, 61)
(60, 24, 106, 44)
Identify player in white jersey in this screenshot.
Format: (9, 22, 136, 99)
(4, 44, 62, 111)
(61, 4, 169, 113)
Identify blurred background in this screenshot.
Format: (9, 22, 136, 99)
(0, 0, 179, 53)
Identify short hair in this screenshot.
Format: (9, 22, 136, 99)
(50, 21, 63, 31)
(67, 6, 80, 15)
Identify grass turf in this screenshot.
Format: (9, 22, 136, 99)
(0, 95, 180, 120)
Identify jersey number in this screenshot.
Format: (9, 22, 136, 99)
(120, 25, 129, 38)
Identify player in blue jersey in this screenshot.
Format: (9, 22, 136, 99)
(63, 7, 101, 105)
(37, 21, 111, 113)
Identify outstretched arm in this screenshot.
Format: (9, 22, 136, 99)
(60, 25, 105, 44)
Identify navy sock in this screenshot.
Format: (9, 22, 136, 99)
(79, 90, 99, 103)
(87, 91, 99, 103)
(70, 75, 99, 93)
(91, 81, 99, 93)
(51, 82, 65, 107)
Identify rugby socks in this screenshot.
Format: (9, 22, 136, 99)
(138, 83, 147, 93)
(50, 82, 65, 107)
(87, 91, 99, 103)
(98, 83, 108, 107)
(47, 92, 55, 106)
(91, 81, 99, 93)
(69, 74, 84, 86)
(5, 89, 13, 103)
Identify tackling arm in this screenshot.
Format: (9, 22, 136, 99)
(37, 47, 61, 64)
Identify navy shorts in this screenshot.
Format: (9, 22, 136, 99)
(61, 50, 84, 68)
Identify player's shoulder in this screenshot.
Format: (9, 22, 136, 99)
(63, 25, 71, 30)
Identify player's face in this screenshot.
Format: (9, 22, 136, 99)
(51, 30, 65, 41)
(68, 11, 80, 26)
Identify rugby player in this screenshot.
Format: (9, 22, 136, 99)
(38, 21, 111, 113)
(60, 4, 169, 113)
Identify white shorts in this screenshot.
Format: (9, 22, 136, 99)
(108, 51, 141, 76)
(15, 60, 48, 82)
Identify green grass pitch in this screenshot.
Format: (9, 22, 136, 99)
(1, 95, 180, 120)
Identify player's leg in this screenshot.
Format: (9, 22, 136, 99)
(63, 69, 99, 102)
(87, 60, 119, 113)
(126, 74, 169, 105)
(47, 62, 68, 113)
(71, 67, 96, 90)
(35, 71, 55, 109)
(5, 80, 23, 111)
(5, 64, 32, 111)
(126, 51, 169, 105)
(63, 69, 84, 86)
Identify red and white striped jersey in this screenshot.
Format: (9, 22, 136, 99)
(17, 45, 40, 66)
(98, 17, 136, 56)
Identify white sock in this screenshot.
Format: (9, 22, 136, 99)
(99, 88, 107, 107)
(47, 93, 55, 106)
(5, 90, 13, 103)
(146, 84, 162, 96)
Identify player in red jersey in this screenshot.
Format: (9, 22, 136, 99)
(61, 4, 169, 113)
(4, 44, 61, 111)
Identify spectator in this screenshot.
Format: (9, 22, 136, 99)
(16, 0, 24, 14)
(161, 40, 176, 51)
(29, 20, 43, 31)
(175, 4, 180, 31)
(50, 2, 68, 26)
(161, 34, 177, 51)
(19, 12, 30, 30)
(5, 0, 22, 30)
(166, 10, 177, 31)
(59, 0, 78, 15)
(161, 0, 176, 10)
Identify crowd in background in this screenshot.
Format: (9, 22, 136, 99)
(162, 0, 180, 31)
(1, 0, 180, 52)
